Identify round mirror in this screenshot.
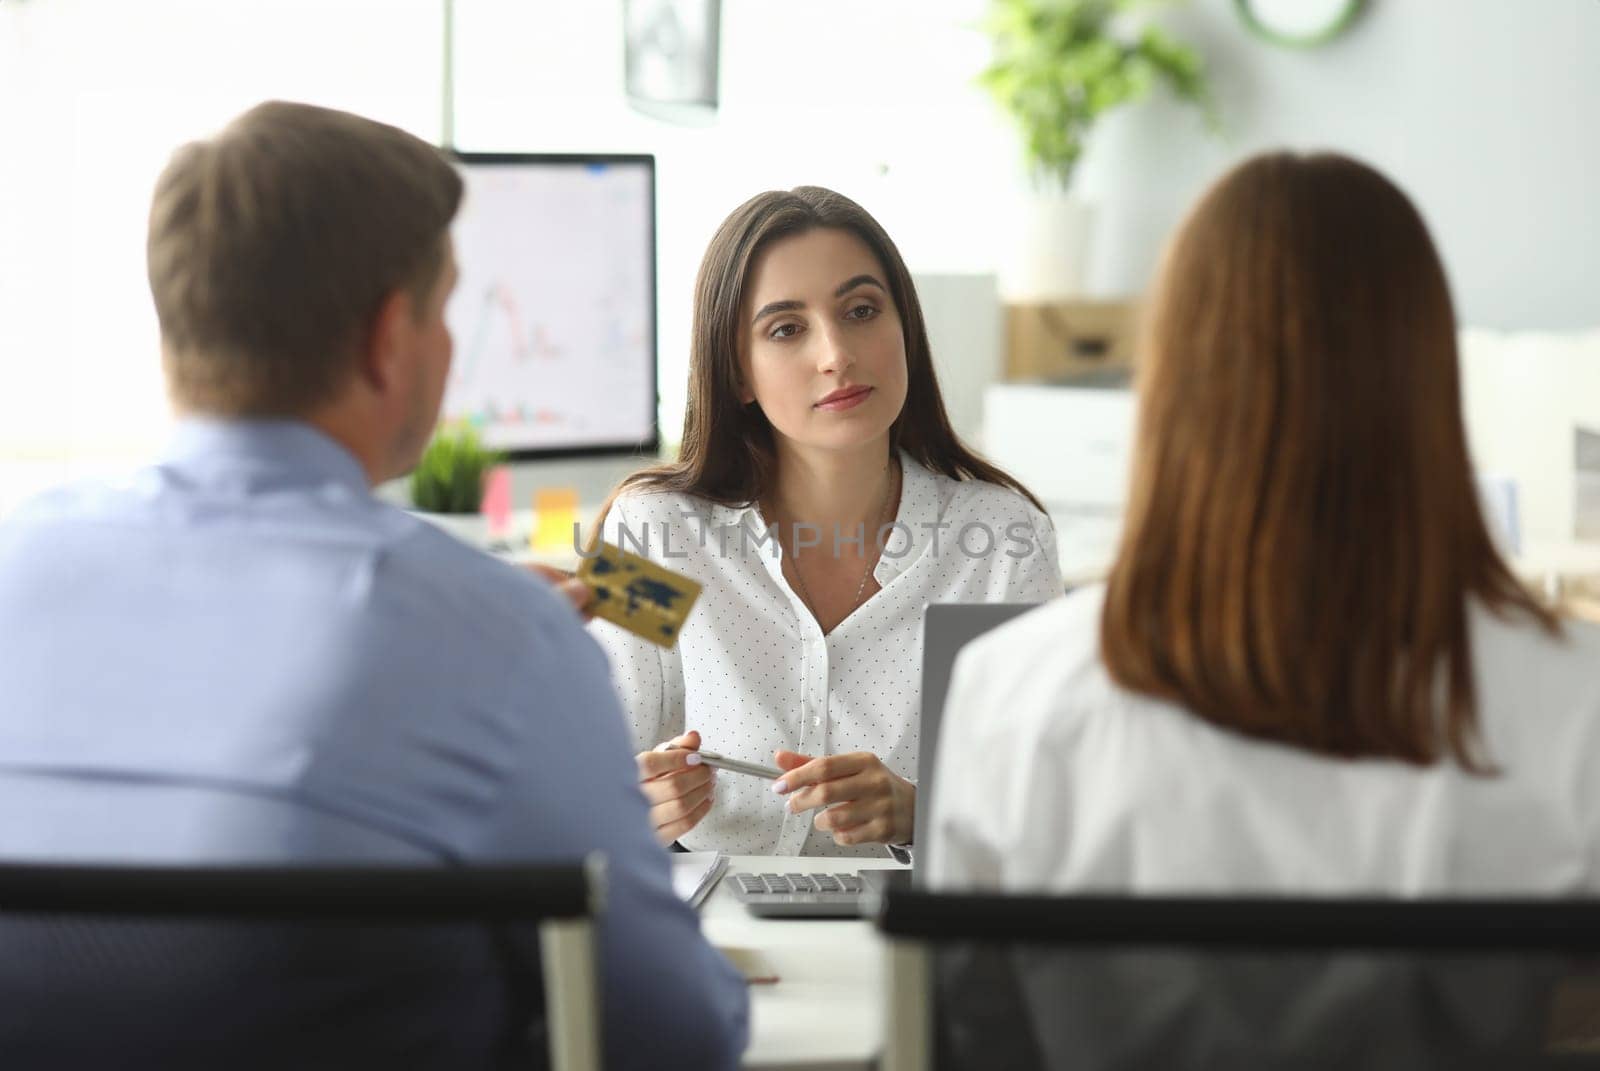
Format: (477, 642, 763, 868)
(1235, 0, 1364, 48)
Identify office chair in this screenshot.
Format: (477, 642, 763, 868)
(0, 858, 604, 1071)
(876, 889, 1600, 1071)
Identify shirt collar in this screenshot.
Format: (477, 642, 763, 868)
(161, 418, 372, 496)
(700, 450, 943, 577)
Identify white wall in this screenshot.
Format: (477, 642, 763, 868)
(449, 0, 1010, 448)
(0, 0, 443, 509)
(426, 0, 1600, 467)
(0, 0, 1009, 501)
(2, 0, 1596, 513)
(1075, 0, 1600, 331)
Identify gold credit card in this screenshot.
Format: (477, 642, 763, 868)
(577, 542, 702, 648)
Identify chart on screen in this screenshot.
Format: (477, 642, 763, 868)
(442, 156, 658, 456)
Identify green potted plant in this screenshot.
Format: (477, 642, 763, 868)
(408, 423, 504, 546)
(979, 0, 1214, 298)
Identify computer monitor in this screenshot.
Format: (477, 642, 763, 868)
(442, 153, 659, 459)
(916, 602, 1041, 883)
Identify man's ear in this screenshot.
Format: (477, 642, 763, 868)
(359, 288, 415, 394)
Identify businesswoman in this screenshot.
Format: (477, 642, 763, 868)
(589, 186, 1063, 856)
(929, 152, 1600, 895)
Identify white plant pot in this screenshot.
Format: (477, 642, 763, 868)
(998, 192, 1095, 302)
(411, 509, 490, 549)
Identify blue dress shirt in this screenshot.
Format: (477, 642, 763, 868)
(0, 419, 747, 1069)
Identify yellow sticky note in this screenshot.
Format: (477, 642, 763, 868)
(533, 487, 579, 553)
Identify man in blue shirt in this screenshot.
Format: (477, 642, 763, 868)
(0, 100, 746, 1068)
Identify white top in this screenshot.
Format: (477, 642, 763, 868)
(930, 585, 1600, 894)
(590, 453, 1065, 856)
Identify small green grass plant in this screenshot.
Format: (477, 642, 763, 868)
(409, 423, 503, 514)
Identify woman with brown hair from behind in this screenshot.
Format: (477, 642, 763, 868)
(930, 151, 1598, 897)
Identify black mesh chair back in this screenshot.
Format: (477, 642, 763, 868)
(877, 890, 1600, 1071)
(0, 858, 603, 1071)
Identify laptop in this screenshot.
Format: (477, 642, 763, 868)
(729, 602, 1040, 917)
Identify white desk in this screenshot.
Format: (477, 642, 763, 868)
(700, 854, 905, 1071)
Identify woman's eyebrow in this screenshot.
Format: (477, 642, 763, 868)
(750, 275, 887, 325)
(834, 273, 886, 297)
(751, 298, 803, 325)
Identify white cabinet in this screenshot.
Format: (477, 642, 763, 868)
(982, 382, 1136, 582)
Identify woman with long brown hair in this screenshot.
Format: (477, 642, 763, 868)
(929, 153, 1599, 893)
(589, 186, 1063, 857)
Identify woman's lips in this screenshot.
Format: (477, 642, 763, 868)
(814, 386, 873, 412)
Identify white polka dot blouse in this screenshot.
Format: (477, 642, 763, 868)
(588, 452, 1065, 857)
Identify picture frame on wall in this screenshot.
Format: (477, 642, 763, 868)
(624, 0, 721, 120)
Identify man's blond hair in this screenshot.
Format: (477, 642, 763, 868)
(147, 101, 462, 416)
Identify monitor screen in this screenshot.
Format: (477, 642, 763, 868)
(442, 153, 658, 458)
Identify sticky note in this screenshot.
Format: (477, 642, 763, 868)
(534, 487, 580, 552)
(480, 467, 512, 538)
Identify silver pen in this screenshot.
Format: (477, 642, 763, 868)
(693, 749, 784, 780)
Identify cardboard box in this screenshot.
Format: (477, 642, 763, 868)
(1003, 299, 1139, 383)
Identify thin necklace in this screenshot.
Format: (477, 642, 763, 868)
(787, 458, 900, 621)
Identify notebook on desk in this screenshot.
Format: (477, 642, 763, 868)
(671, 852, 728, 909)
(727, 602, 1040, 918)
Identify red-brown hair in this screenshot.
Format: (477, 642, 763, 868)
(1101, 152, 1557, 770)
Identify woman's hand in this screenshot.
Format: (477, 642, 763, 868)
(526, 563, 594, 619)
(772, 749, 915, 847)
(635, 730, 715, 846)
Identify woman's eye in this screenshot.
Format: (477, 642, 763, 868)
(845, 304, 878, 321)
(768, 322, 801, 340)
